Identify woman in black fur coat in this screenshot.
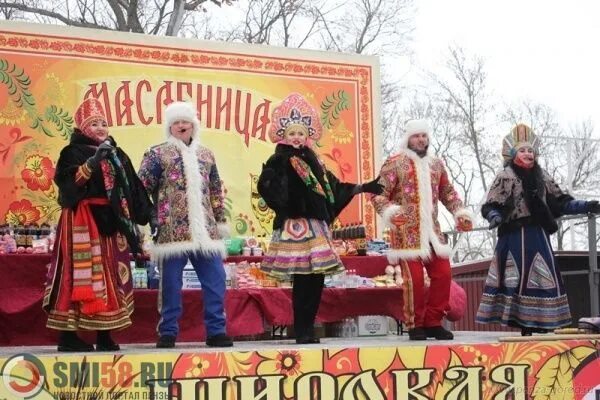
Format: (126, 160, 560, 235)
(258, 93, 383, 344)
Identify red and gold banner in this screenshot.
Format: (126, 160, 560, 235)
(1, 340, 600, 399)
(0, 21, 381, 238)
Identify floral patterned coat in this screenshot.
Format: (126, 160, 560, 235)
(371, 149, 473, 262)
(138, 136, 229, 261)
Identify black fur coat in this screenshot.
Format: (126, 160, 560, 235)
(258, 144, 359, 230)
(54, 130, 153, 249)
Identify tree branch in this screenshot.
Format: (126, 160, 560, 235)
(0, 2, 108, 29)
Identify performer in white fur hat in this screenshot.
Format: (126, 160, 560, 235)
(371, 118, 475, 340)
(138, 101, 233, 348)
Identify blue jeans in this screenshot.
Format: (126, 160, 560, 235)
(157, 252, 227, 338)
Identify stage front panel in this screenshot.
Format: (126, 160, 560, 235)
(1, 339, 599, 399)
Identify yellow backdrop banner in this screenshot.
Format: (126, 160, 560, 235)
(0, 22, 381, 239)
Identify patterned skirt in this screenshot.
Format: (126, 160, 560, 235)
(261, 218, 344, 280)
(43, 210, 134, 331)
(476, 225, 571, 330)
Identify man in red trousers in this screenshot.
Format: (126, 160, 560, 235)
(372, 119, 474, 340)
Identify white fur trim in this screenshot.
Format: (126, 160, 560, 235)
(217, 223, 230, 239)
(454, 208, 476, 224)
(164, 101, 200, 141)
(405, 119, 431, 136)
(381, 204, 402, 229)
(150, 139, 227, 261)
(386, 150, 451, 261)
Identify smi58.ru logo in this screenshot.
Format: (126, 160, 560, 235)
(0, 353, 51, 399)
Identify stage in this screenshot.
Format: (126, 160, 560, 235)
(1, 332, 599, 399)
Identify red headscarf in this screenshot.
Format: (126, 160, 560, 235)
(74, 98, 107, 143)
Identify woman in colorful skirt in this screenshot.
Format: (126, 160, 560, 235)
(44, 98, 153, 351)
(257, 93, 383, 344)
(476, 123, 600, 336)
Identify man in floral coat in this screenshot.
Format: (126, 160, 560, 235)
(138, 101, 233, 348)
(371, 119, 474, 340)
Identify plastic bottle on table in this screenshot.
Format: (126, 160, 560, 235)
(342, 318, 352, 338)
(350, 318, 358, 337)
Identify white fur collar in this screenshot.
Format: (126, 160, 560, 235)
(150, 137, 227, 261)
(383, 149, 452, 262)
(166, 135, 200, 152)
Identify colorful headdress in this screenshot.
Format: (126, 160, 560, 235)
(268, 93, 322, 143)
(502, 123, 540, 161)
(74, 98, 107, 131)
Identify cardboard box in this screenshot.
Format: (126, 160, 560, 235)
(182, 270, 198, 278)
(357, 315, 388, 336)
(182, 276, 201, 289)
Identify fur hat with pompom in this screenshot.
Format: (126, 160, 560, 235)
(163, 101, 200, 141)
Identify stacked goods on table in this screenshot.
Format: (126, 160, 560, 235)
(0, 223, 55, 254)
(331, 223, 368, 256)
(224, 236, 267, 257)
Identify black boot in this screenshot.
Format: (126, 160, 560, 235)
(96, 330, 120, 351)
(295, 325, 321, 344)
(424, 326, 454, 340)
(206, 333, 233, 347)
(296, 336, 321, 344)
(408, 327, 427, 340)
(156, 335, 176, 348)
(57, 331, 94, 352)
(293, 274, 324, 344)
(521, 327, 548, 336)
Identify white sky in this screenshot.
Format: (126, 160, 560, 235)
(405, 0, 600, 131)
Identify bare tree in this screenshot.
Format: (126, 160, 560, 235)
(0, 0, 237, 36)
(501, 101, 561, 138)
(544, 121, 600, 250)
(0, 1, 20, 19)
(430, 46, 497, 193)
(315, 0, 414, 56)
(379, 78, 412, 158)
(224, 0, 331, 49)
(230, 0, 319, 47)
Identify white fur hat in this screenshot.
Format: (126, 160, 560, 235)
(163, 101, 200, 140)
(400, 119, 431, 149)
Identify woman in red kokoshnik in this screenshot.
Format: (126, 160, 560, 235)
(43, 98, 153, 352)
(257, 93, 383, 344)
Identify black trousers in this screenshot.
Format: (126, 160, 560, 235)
(292, 273, 325, 338)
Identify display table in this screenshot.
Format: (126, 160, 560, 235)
(0, 254, 401, 346)
(249, 287, 402, 325)
(224, 255, 390, 278)
(0, 288, 265, 346)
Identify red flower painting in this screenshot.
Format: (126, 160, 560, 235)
(21, 155, 55, 191)
(4, 199, 41, 225)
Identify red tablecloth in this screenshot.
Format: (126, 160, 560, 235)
(0, 289, 264, 346)
(0, 254, 400, 346)
(248, 287, 403, 325)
